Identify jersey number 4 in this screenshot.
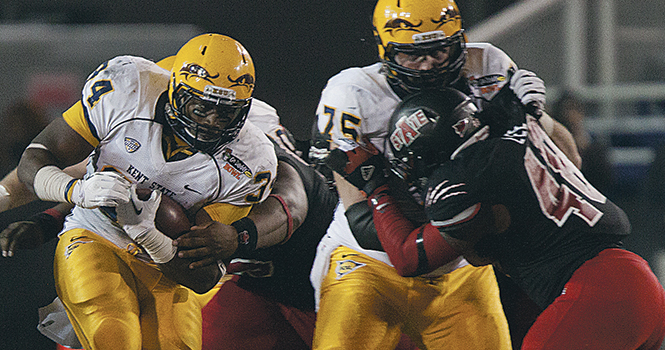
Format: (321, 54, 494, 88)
(524, 118, 605, 227)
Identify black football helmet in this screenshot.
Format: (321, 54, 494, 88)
(387, 88, 487, 195)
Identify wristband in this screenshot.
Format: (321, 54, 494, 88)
(269, 194, 294, 244)
(133, 227, 177, 264)
(231, 217, 258, 257)
(33, 166, 78, 203)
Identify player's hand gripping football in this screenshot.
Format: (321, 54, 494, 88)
(174, 220, 239, 269)
(324, 140, 388, 195)
(69, 171, 132, 208)
(116, 185, 176, 263)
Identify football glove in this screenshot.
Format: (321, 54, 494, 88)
(116, 186, 176, 263)
(509, 69, 546, 117)
(69, 171, 131, 208)
(324, 141, 388, 195)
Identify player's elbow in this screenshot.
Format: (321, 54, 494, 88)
(271, 161, 309, 230)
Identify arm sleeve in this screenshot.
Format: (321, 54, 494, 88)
(368, 186, 460, 277)
(345, 200, 384, 251)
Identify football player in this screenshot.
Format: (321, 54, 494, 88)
(333, 87, 665, 350)
(1, 107, 326, 350)
(179, 141, 338, 350)
(14, 33, 277, 350)
(174, 107, 410, 349)
(2, 116, 421, 350)
(309, 0, 581, 349)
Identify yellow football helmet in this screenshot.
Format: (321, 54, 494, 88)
(373, 0, 467, 92)
(167, 33, 255, 154)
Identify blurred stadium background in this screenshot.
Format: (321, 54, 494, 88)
(0, 0, 663, 348)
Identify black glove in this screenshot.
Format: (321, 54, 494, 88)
(324, 141, 388, 195)
(478, 82, 527, 138)
(509, 68, 546, 117)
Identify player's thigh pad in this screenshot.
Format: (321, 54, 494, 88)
(523, 248, 665, 350)
(410, 264, 512, 350)
(202, 276, 311, 350)
(313, 246, 408, 350)
(55, 229, 202, 350)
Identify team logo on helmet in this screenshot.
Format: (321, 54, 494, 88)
(228, 74, 255, 91)
(389, 109, 430, 151)
(431, 6, 461, 27)
(179, 63, 219, 84)
(383, 18, 423, 36)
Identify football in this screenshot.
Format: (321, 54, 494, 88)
(137, 189, 192, 239)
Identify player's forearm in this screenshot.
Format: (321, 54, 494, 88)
(541, 113, 582, 168)
(249, 161, 308, 248)
(0, 169, 38, 212)
(368, 186, 460, 277)
(249, 196, 290, 248)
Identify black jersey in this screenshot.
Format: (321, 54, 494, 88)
(425, 115, 630, 309)
(234, 145, 338, 310)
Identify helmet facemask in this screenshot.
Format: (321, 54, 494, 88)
(382, 30, 467, 92)
(167, 82, 251, 155)
(166, 33, 256, 155)
(372, 0, 467, 93)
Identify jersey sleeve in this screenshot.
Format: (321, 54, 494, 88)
(247, 99, 301, 157)
(465, 43, 518, 103)
(212, 123, 278, 207)
(62, 101, 99, 147)
(65, 56, 148, 145)
(247, 98, 281, 135)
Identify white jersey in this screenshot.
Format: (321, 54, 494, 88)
(62, 55, 277, 262)
(314, 43, 517, 272)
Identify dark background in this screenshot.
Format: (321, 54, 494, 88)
(0, 0, 515, 140)
(0, 1, 519, 349)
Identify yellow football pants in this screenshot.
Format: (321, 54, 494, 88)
(313, 246, 512, 350)
(54, 228, 203, 350)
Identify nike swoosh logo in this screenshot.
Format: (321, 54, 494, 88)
(184, 184, 202, 194)
(341, 254, 358, 258)
(131, 199, 143, 215)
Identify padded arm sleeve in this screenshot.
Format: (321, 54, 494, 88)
(368, 186, 460, 277)
(345, 201, 384, 251)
